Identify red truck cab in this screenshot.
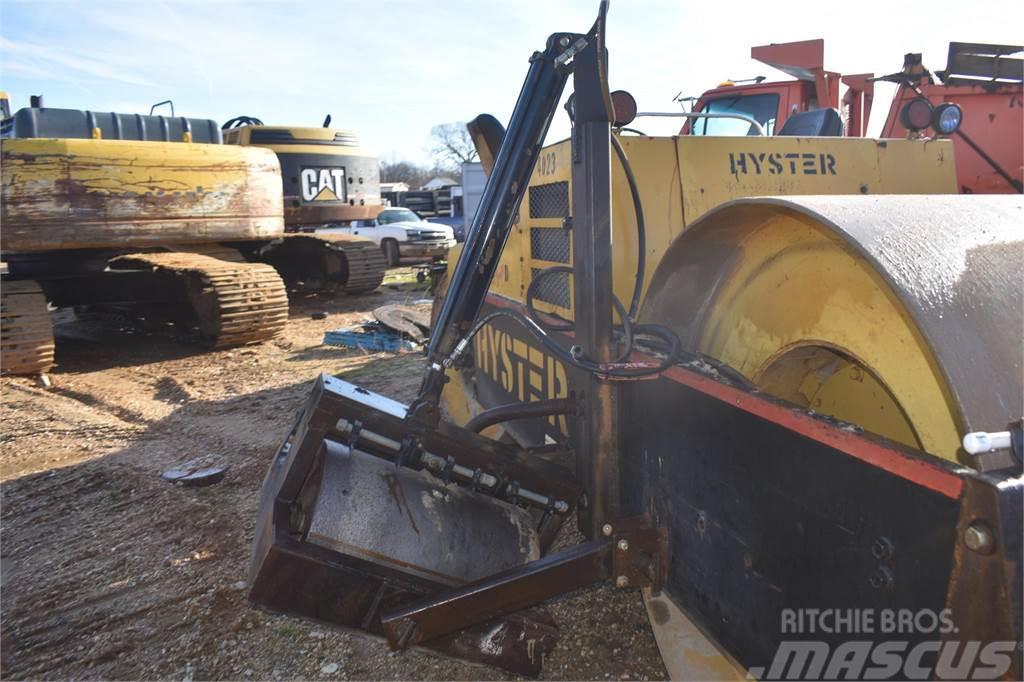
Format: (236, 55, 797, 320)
(678, 39, 1021, 194)
(682, 39, 869, 136)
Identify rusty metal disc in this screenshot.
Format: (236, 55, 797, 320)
(373, 303, 431, 343)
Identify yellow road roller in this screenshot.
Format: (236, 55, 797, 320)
(248, 4, 1021, 678)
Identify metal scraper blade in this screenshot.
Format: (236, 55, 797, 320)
(248, 375, 562, 675)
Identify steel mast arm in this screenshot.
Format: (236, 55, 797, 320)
(408, 26, 594, 424)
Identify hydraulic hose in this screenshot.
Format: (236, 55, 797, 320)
(448, 308, 679, 378)
(610, 133, 646, 320)
(465, 398, 577, 434)
(523, 132, 648, 364)
(525, 265, 634, 363)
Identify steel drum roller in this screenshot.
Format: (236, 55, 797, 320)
(641, 194, 1023, 463)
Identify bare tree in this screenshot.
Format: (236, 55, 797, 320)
(430, 122, 478, 169)
(380, 160, 428, 187)
(379, 160, 461, 189)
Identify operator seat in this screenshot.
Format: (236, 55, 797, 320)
(777, 108, 844, 136)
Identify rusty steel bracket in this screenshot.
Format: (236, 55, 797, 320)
(594, 361, 665, 382)
(380, 515, 667, 650)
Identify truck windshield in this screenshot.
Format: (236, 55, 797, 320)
(692, 94, 780, 136)
(378, 208, 422, 224)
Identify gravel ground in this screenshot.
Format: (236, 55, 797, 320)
(0, 268, 667, 681)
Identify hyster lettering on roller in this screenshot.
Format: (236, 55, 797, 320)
(728, 151, 837, 176)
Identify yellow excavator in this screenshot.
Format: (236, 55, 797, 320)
(248, 4, 1021, 678)
(0, 99, 385, 375)
(221, 115, 383, 228)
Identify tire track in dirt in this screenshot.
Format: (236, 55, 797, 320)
(1, 462, 244, 679)
(0, 382, 144, 480)
(1, 281, 668, 680)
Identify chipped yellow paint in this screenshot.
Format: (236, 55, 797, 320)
(1, 137, 284, 251)
(693, 209, 962, 460)
(495, 134, 956, 326)
(440, 133, 961, 455)
(676, 136, 956, 223)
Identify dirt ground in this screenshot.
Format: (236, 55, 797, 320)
(0, 267, 667, 681)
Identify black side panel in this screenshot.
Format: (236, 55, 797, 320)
(620, 376, 960, 672)
(275, 152, 382, 227)
(275, 152, 380, 206)
(10, 107, 222, 143)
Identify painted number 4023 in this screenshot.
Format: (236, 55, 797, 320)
(538, 151, 558, 176)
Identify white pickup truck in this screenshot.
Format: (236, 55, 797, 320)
(318, 207, 456, 266)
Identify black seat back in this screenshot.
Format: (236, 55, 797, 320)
(777, 108, 844, 136)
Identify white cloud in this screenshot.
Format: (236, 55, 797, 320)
(0, 36, 154, 87)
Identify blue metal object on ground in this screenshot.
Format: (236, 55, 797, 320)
(323, 325, 418, 353)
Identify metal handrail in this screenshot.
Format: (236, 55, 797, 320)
(635, 111, 766, 136)
(149, 100, 175, 117)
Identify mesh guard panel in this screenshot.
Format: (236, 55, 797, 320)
(528, 181, 569, 219)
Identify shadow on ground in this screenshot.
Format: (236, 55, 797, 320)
(2, 344, 665, 682)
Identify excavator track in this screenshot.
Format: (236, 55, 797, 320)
(1, 279, 56, 375)
(111, 252, 288, 349)
(327, 236, 388, 294)
(252, 233, 386, 295)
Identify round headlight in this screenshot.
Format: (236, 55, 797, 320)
(899, 98, 934, 132)
(931, 102, 963, 135)
(610, 90, 638, 128)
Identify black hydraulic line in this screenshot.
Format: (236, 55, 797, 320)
(609, 133, 646, 320)
(525, 266, 575, 332)
(954, 128, 1024, 193)
(425, 37, 578, 362)
(526, 130, 648, 360)
(465, 398, 577, 434)
(452, 308, 679, 378)
(525, 265, 634, 363)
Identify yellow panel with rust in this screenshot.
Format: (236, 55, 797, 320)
(440, 134, 960, 446)
(516, 136, 686, 321)
(1, 138, 284, 252)
(611, 136, 686, 310)
(501, 215, 528, 302)
(693, 208, 962, 461)
(676, 136, 957, 224)
(509, 135, 954, 323)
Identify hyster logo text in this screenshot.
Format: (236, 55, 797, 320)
(729, 152, 837, 177)
(300, 167, 345, 202)
(473, 323, 569, 434)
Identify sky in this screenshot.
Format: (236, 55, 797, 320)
(2, 0, 1021, 165)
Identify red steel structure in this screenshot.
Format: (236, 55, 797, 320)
(680, 39, 1022, 194)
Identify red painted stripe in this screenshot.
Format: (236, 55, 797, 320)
(659, 365, 964, 500)
(480, 292, 965, 500)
